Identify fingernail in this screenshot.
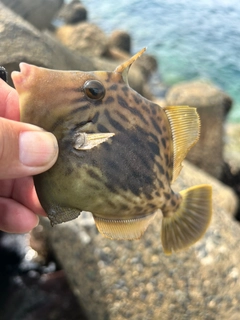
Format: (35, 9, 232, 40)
(19, 131, 58, 167)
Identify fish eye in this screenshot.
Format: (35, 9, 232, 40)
(83, 80, 105, 100)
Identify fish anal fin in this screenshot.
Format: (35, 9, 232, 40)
(164, 106, 200, 182)
(161, 184, 212, 255)
(93, 212, 156, 240)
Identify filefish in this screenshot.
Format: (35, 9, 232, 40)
(12, 48, 212, 254)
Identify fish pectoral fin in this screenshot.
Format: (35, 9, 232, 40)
(161, 185, 212, 255)
(74, 132, 115, 150)
(164, 106, 200, 182)
(93, 212, 157, 240)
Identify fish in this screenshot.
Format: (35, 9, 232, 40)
(12, 48, 212, 254)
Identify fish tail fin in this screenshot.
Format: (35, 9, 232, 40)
(161, 184, 212, 255)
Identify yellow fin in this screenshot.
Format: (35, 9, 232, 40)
(93, 212, 156, 240)
(161, 185, 212, 255)
(164, 106, 200, 182)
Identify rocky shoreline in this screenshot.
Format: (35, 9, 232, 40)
(0, 1, 240, 319)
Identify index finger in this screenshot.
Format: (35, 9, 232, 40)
(0, 78, 20, 121)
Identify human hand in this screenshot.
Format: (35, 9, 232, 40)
(0, 78, 58, 233)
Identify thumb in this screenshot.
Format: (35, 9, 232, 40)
(0, 117, 58, 179)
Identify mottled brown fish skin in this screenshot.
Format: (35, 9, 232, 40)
(12, 49, 212, 254)
(32, 69, 179, 220)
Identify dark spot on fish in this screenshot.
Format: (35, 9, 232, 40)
(69, 104, 90, 116)
(120, 203, 129, 211)
(156, 162, 165, 175)
(149, 142, 160, 156)
(106, 199, 117, 209)
(171, 199, 176, 207)
(145, 193, 153, 200)
(121, 86, 129, 97)
(155, 191, 160, 197)
(149, 132, 159, 144)
(151, 117, 162, 135)
(147, 203, 156, 209)
(104, 109, 125, 132)
(104, 73, 112, 83)
(109, 84, 118, 91)
(97, 123, 109, 132)
(141, 104, 150, 114)
(116, 111, 129, 123)
(104, 96, 114, 104)
(91, 112, 100, 124)
(133, 93, 141, 105)
(86, 182, 101, 191)
(166, 171, 170, 181)
(164, 192, 171, 200)
(87, 168, 102, 182)
(117, 95, 148, 125)
(158, 180, 164, 189)
(161, 137, 166, 149)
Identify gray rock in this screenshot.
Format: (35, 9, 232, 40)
(109, 30, 132, 53)
(40, 161, 239, 320)
(55, 22, 109, 57)
(1, 0, 64, 30)
(0, 3, 149, 98)
(166, 80, 232, 179)
(57, 0, 87, 25)
(0, 3, 95, 87)
(224, 123, 240, 174)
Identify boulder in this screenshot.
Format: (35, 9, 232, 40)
(1, 0, 64, 30)
(0, 3, 149, 98)
(0, 3, 95, 87)
(224, 123, 240, 174)
(55, 22, 109, 57)
(109, 30, 132, 53)
(40, 161, 239, 320)
(165, 80, 232, 179)
(57, 0, 87, 25)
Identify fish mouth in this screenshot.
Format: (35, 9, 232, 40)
(11, 63, 34, 92)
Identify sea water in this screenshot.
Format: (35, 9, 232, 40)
(80, 0, 240, 122)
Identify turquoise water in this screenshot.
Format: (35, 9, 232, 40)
(80, 0, 240, 122)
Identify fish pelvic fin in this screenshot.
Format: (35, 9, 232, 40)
(161, 184, 212, 255)
(93, 211, 156, 240)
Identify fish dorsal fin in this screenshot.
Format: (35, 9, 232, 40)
(93, 212, 156, 240)
(114, 47, 146, 85)
(164, 106, 200, 182)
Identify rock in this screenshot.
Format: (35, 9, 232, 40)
(109, 30, 132, 53)
(224, 123, 240, 175)
(1, 0, 64, 30)
(0, 3, 150, 98)
(57, 0, 87, 25)
(40, 161, 239, 320)
(0, 3, 96, 87)
(55, 22, 109, 57)
(166, 80, 232, 179)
